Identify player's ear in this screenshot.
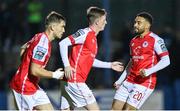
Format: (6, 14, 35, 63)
(94, 18, 99, 25)
(94, 21, 98, 26)
(145, 22, 150, 29)
(50, 24, 55, 31)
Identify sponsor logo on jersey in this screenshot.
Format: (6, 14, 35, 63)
(72, 29, 85, 38)
(157, 39, 163, 44)
(34, 46, 47, 60)
(78, 29, 85, 35)
(133, 46, 141, 55)
(160, 44, 167, 52)
(132, 56, 144, 60)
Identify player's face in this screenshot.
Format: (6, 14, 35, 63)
(133, 16, 148, 35)
(96, 15, 107, 31)
(53, 21, 66, 39)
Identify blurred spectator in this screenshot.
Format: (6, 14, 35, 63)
(158, 26, 180, 109)
(0, 2, 10, 49)
(27, 0, 43, 36)
(111, 21, 133, 83)
(165, 30, 180, 109)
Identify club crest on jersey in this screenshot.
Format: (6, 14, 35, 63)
(34, 46, 47, 60)
(142, 41, 148, 47)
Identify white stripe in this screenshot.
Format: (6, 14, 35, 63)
(74, 45, 84, 82)
(21, 74, 28, 94)
(21, 73, 28, 109)
(73, 44, 89, 105)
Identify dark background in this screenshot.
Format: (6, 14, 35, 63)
(0, 0, 180, 109)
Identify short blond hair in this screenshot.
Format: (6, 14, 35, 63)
(87, 6, 107, 25)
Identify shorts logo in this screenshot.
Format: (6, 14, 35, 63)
(142, 41, 148, 47)
(34, 46, 47, 60)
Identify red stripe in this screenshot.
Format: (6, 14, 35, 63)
(68, 35, 75, 45)
(32, 58, 44, 65)
(159, 52, 169, 57)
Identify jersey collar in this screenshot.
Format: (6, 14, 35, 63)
(138, 31, 151, 39)
(144, 31, 152, 38)
(89, 26, 96, 33)
(43, 32, 51, 42)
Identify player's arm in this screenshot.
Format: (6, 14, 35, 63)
(93, 59, 124, 72)
(30, 37, 64, 79)
(59, 29, 86, 79)
(140, 38, 170, 77)
(30, 62, 64, 79)
(59, 37, 73, 79)
(140, 55, 170, 77)
(114, 59, 132, 89)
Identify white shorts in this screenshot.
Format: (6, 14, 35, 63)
(114, 80, 154, 109)
(12, 88, 51, 110)
(60, 82, 96, 109)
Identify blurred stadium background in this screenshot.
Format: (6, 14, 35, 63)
(0, 0, 180, 110)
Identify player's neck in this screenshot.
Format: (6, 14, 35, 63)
(140, 30, 150, 38)
(90, 25, 100, 36)
(45, 30, 54, 41)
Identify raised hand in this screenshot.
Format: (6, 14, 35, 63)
(139, 69, 147, 78)
(111, 61, 124, 72)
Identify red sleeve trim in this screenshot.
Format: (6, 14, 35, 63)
(159, 52, 169, 57)
(68, 35, 75, 45)
(32, 58, 44, 65)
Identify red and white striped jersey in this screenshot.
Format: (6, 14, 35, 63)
(10, 32, 51, 95)
(127, 32, 169, 89)
(65, 27, 98, 82)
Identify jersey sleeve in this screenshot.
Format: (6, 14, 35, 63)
(154, 38, 169, 57)
(93, 59, 111, 68)
(59, 38, 72, 67)
(32, 36, 49, 65)
(68, 29, 87, 45)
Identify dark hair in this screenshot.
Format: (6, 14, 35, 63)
(45, 11, 66, 29)
(87, 6, 107, 25)
(137, 12, 153, 25)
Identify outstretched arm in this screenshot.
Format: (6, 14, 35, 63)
(93, 59, 124, 72)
